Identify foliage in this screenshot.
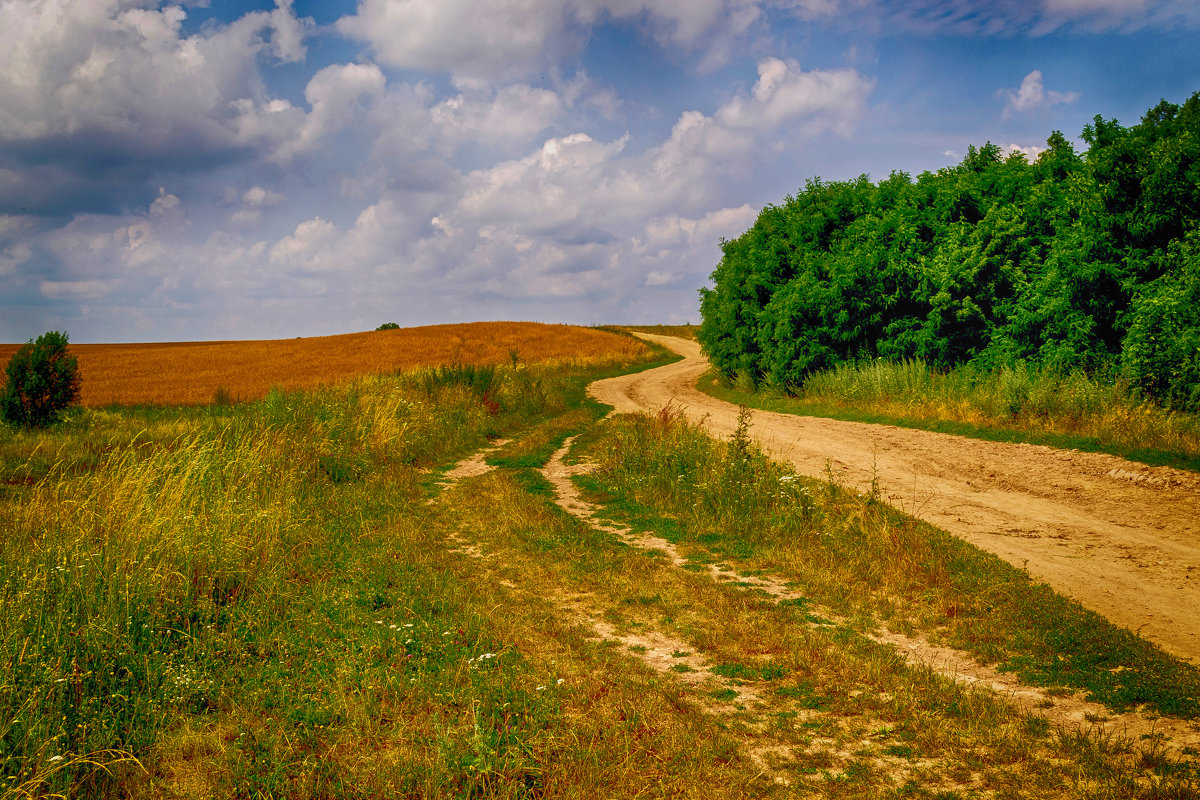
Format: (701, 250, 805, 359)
(1, 330, 81, 428)
(699, 92, 1200, 411)
(375, 321, 400, 330)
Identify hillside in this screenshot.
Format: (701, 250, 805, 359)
(0, 322, 645, 406)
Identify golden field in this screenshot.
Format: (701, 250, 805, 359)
(0, 321, 646, 406)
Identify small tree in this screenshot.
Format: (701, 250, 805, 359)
(1, 331, 82, 428)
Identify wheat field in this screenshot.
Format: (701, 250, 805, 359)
(0, 322, 645, 407)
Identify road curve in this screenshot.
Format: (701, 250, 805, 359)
(590, 334, 1200, 664)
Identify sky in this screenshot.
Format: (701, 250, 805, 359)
(1, 0, 1198, 343)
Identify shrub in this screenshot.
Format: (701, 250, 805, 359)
(1, 330, 82, 428)
(376, 322, 401, 331)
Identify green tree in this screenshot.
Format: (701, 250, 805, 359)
(1121, 229, 1200, 411)
(1, 331, 82, 428)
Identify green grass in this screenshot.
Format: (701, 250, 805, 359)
(3, 337, 1198, 798)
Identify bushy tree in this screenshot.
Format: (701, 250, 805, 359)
(1121, 230, 1200, 412)
(698, 91, 1200, 399)
(1, 331, 82, 428)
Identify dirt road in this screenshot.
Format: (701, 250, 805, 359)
(590, 334, 1200, 664)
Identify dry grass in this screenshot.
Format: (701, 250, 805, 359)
(0, 322, 645, 407)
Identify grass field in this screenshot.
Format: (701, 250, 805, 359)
(2, 326, 1198, 797)
(0, 322, 644, 407)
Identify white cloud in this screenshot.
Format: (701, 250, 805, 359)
(229, 186, 285, 227)
(774, 0, 839, 19)
(715, 57, 874, 135)
(260, 58, 868, 318)
(431, 84, 565, 151)
(36, 188, 190, 312)
(1000, 70, 1080, 117)
(584, 0, 762, 52)
(1003, 142, 1047, 160)
(0, 241, 32, 277)
(337, 0, 573, 81)
(269, 217, 340, 273)
(272, 63, 386, 162)
(0, 0, 311, 157)
(39, 279, 119, 301)
(337, 0, 772, 82)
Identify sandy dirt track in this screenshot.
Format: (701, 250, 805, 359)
(590, 334, 1200, 664)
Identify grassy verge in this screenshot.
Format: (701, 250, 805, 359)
(4, 336, 1197, 797)
(700, 362, 1200, 472)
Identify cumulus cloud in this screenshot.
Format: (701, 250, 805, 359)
(0, 0, 316, 223)
(715, 57, 874, 135)
(31, 187, 189, 316)
(0, 0, 309, 152)
(1000, 70, 1080, 117)
(256, 58, 871, 320)
(431, 84, 566, 152)
(337, 0, 771, 81)
(0, 241, 32, 277)
(229, 186, 285, 227)
(272, 63, 387, 162)
(337, 0, 573, 81)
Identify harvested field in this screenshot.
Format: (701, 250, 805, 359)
(0, 322, 645, 407)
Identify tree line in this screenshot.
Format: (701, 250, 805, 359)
(698, 92, 1200, 412)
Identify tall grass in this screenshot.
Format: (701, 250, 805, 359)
(716, 358, 1200, 466)
(0, 354, 639, 797)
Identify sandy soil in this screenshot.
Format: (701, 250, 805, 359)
(589, 334, 1200, 665)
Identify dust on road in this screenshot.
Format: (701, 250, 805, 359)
(590, 334, 1200, 664)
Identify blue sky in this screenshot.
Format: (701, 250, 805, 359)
(1, 0, 1198, 343)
